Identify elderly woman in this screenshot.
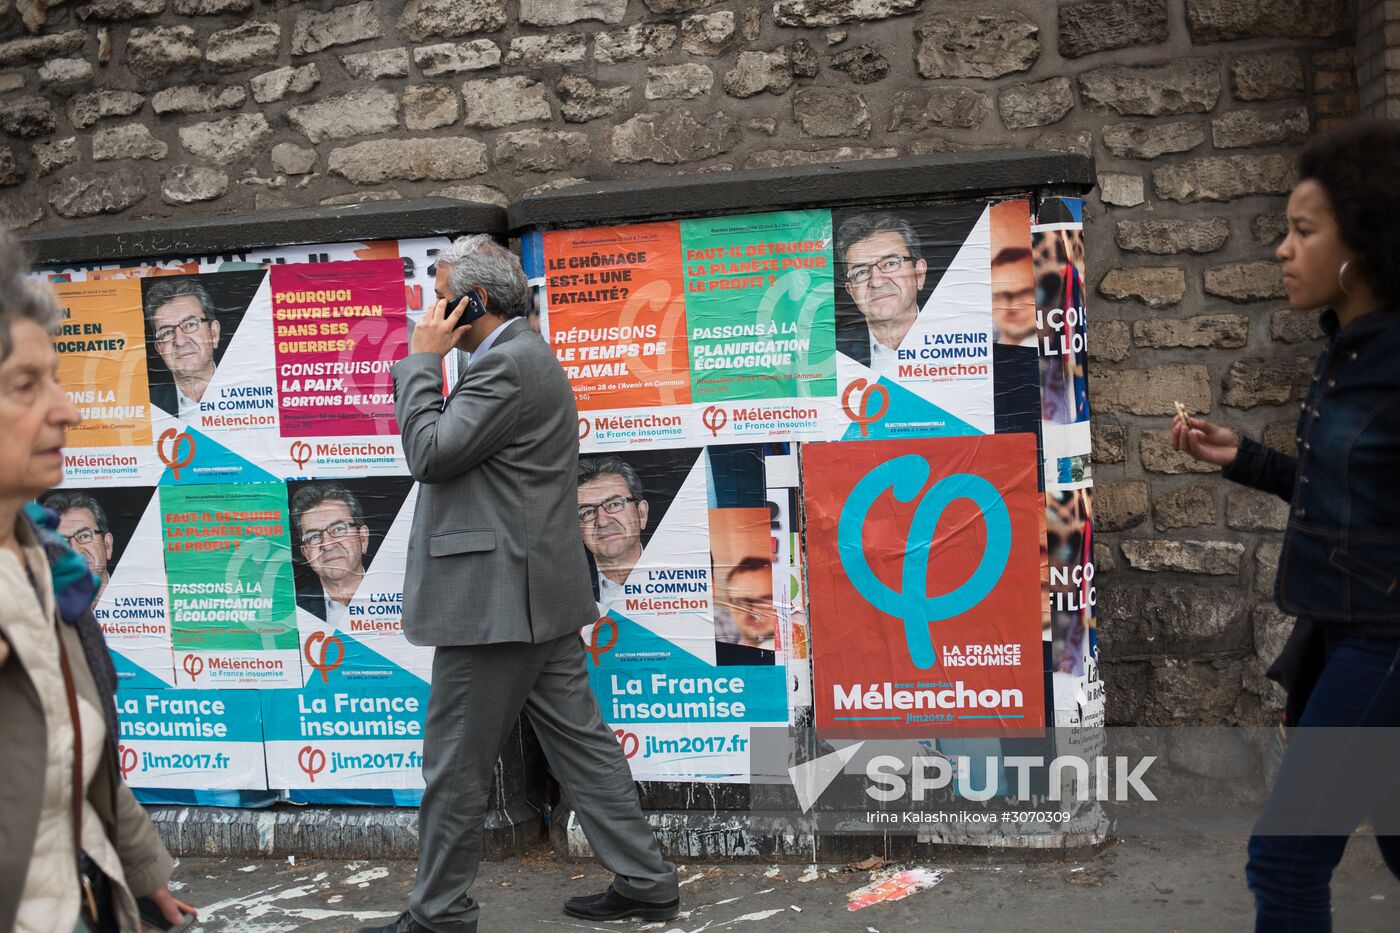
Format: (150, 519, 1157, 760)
(1171, 120, 1400, 931)
(0, 231, 195, 931)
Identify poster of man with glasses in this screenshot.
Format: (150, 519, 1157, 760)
(142, 273, 258, 421)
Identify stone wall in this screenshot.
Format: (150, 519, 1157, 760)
(0, 0, 1367, 726)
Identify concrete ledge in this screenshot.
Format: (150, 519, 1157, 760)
(23, 197, 505, 266)
(507, 150, 1095, 232)
(149, 803, 543, 860)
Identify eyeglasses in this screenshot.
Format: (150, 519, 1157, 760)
(64, 527, 101, 546)
(153, 316, 213, 344)
(845, 255, 916, 286)
(577, 496, 638, 524)
(302, 520, 362, 548)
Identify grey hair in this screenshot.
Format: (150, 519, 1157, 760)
(41, 490, 111, 534)
(436, 234, 528, 319)
(290, 482, 366, 537)
(142, 276, 216, 325)
(0, 226, 63, 363)
(835, 213, 923, 269)
(577, 455, 645, 502)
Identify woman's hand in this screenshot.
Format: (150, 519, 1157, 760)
(147, 887, 197, 926)
(1170, 415, 1240, 468)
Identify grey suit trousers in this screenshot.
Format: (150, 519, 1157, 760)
(410, 633, 678, 931)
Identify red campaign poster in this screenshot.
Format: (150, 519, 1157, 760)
(802, 434, 1045, 737)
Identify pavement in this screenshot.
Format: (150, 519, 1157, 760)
(173, 833, 1398, 933)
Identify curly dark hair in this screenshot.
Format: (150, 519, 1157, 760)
(1297, 119, 1400, 311)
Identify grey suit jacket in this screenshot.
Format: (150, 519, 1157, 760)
(391, 318, 597, 646)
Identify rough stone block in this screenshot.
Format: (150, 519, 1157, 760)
(1101, 120, 1207, 159)
(33, 137, 77, 175)
(271, 142, 315, 175)
(1251, 211, 1288, 245)
(1090, 364, 1211, 415)
(1095, 481, 1150, 531)
(594, 24, 678, 63)
(831, 44, 887, 83)
(250, 64, 320, 104)
(1092, 423, 1126, 463)
(1153, 154, 1296, 203)
(723, 49, 792, 98)
(93, 122, 167, 161)
(1140, 429, 1222, 474)
(461, 76, 551, 128)
(77, 0, 165, 21)
(1255, 539, 1282, 579)
(1099, 172, 1145, 206)
(67, 90, 143, 127)
(179, 112, 271, 162)
(1231, 51, 1305, 101)
(1116, 218, 1229, 254)
(744, 146, 897, 168)
(125, 26, 200, 79)
(888, 87, 989, 131)
(398, 0, 507, 41)
(506, 34, 588, 67)
(914, 12, 1038, 79)
(431, 183, 508, 206)
(1058, 0, 1169, 58)
(646, 64, 714, 100)
(1098, 266, 1185, 307)
(38, 58, 94, 86)
(341, 49, 411, 80)
(682, 11, 735, 56)
(205, 22, 280, 73)
(1270, 308, 1320, 344)
(329, 137, 487, 184)
(609, 109, 740, 164)
(1121, 539, 1244, 574)
(0, 97, 54, 139)
(0, 146, 20, 186)
(521, 0, 626, 25)
(1133, 314, 1249, 349)
(288, 88, 400, 143)
(1211, 106, 1309, 148)
(1079, 61, 1220, 116)
(1222, 357, 1314, 408)
(556, 75, 630, 123)
(49, 167, 145, 217)
(292, 2, 381, 55)
(1186, 0, 1347, 43)
(1153, 483, 1218, 530)
(1033, 128, 1094, 156)
(494, 128, 590, 172)
(773, 0, 919, 28)
(1090, 319, 1131, 363)
(0, 31, 87, 67)
(161, 164, 226, 204)
(794, 86, 869, 138)
(151, 84, 245, 114)
(1204, 261, 1286, 302)
(1227, 488, 1289, 532)
(997, 76, 1073, 129)
(173, 0, 251, 12)
(1099, 584, 1246, 654)
(402, 85, 459, 130)
(414, 40, 501, 77)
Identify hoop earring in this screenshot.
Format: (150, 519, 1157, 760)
(1338, 260, 1352, 296)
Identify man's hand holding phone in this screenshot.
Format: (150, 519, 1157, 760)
(410, 294, 470, 358)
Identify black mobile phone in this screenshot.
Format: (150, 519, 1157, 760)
(137, 896, 196, 933)
(445, 288, 487, 328)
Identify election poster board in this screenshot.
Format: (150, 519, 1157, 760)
(802, 435, 1047, 738)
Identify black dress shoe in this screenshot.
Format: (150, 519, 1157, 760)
(563, 885, 680, 922)
(358, 909, 431, 933)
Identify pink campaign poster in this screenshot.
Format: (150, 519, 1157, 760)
(270, 260, 408, 437)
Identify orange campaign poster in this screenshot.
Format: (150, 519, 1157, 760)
(543, 221, 691, 412)
(52, 279, 153, 449)
(802, 434, 1045, 738)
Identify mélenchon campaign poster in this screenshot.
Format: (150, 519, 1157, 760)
(577, 443, 791, 781)
(40, 237, 450, 486)
(802, 435, 1046, 738)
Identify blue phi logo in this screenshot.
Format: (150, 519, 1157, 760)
(837, 455, 1012, 670)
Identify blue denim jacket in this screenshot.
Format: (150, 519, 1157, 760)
(1224, 308, 1400, 625)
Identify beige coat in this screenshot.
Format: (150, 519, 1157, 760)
(0, 520, 173, 932)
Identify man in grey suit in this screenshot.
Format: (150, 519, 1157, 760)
(363, 236, 678, 933)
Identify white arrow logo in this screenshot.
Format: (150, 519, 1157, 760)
(788, 741, 866, 813)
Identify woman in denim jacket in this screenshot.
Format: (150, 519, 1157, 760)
(1172, 120, 1400, 931)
